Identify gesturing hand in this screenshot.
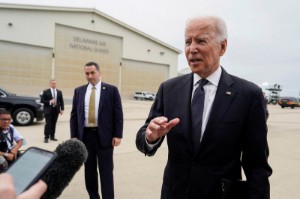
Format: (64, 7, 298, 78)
(146, 116, 180, 143)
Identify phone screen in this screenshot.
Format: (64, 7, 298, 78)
(6, 147, 56, 195)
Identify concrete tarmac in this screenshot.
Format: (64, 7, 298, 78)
(16, 100, 300, 199)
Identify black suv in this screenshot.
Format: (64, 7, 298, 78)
(0, 88, 44, 126)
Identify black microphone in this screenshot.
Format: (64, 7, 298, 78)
(41, 139, 88, 199)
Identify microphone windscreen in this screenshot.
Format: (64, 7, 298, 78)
(41, 139, 88, 199)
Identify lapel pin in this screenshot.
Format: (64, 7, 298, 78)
(103, 87, 106, 90)
(226, 91, 231, 95)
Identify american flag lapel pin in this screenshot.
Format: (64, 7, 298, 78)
(226, 91, 231, 95)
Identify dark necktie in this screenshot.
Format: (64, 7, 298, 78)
(191, 79, 209, 151)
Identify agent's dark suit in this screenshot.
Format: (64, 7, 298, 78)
(136, 68, 272, 199)
(41, 88, 64, 140)
(70, 82, 123, 199)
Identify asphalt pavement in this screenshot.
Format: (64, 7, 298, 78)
(16, 100, 300, 199)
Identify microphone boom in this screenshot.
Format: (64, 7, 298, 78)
(41, 139, 88, 199)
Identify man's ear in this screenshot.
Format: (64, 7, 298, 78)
(219, 39, 227, 56)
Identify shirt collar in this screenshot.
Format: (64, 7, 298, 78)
(193, 66, 222, 87)
(88, 81, 101, 90)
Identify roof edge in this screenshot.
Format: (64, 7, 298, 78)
(0, 3, 182, 54)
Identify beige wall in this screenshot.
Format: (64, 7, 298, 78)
(54, 24, 123, 97)
(0, 40, 52, 96)
(0, 7, 179, 77)
(121, 59, 168, 99)
(0, 5, 180, 99)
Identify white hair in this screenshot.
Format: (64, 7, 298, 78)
(186, 15, 228, 42)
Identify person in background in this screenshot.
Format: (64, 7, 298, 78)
(70, 62, 123, 199)
(41, 79, 64, 143)
(136, 16, 272, 199)
(0, 109, 23, 171)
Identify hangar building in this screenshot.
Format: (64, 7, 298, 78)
(0, 3, 181, 99)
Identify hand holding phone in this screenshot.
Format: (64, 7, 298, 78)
(0, 173, 47, 199)
(5, 147, 56, 195)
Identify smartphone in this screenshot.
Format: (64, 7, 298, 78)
(6, 147, 56, 195)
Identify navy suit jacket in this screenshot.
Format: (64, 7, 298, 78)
(70, 82, 123, 147)
(41, 88, 64, 114)
(136, 68, 272, 199)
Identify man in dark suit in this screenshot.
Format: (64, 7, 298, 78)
(136, 16, 272, 199)
(70, 62, 123, 199)
(41, 79, 64, 143)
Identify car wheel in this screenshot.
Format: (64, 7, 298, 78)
(291, 106, 295, 109)
(12, 108, 34, 126)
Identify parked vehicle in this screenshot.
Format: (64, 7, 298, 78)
(0, 88, 44, 126)
(277, 97, 300, 109)
(133, 91, 155, 101)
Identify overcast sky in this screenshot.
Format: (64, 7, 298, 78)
(1, 0, 300, 96)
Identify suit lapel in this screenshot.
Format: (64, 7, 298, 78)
(176, 73, 194, 153)
(98, 82, 106, 114)
(199, 69, 236, 149)
(47, 89, 52, 98)
(79, 85, 88, 117)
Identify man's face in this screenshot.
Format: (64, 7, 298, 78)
(85, 65, 101, 85)
(50, 80, 57, 89)
(0, 114, 12, 130)
(185, 19, 227, 78)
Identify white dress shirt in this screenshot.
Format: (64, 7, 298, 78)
(84, 82, 101, 127)
(146, 66, 222, 147)
(50, 88, 57, 105)
(192, 66, 222, 141)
